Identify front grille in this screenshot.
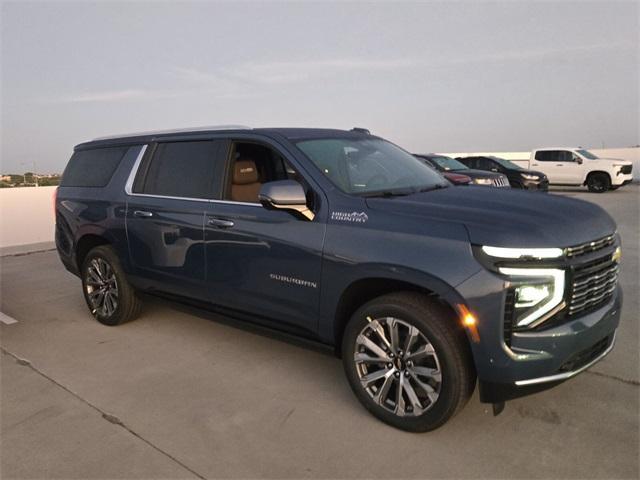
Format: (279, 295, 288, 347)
(568, 254, 619, 317)
(565, 235, 615, 258)
(557, 335, 612, 373)
(620, 165, 632, 175)
(503, 289, 516, 346)
(493, 176, 510, 188)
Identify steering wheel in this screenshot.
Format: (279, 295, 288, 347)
(366, 174, 389, 189)
(391, 175, 416, 187)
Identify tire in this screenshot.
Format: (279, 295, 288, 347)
(587, 173, 611, 193)
(341, 292, 475, 432)
(81, 245, 141, 326)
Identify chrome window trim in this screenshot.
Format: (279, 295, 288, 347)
(514, 331, 616, 386)
(123, 143, 261, 207)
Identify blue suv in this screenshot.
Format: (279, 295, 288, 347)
(56, 126, 622, 431)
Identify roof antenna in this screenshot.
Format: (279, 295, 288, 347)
(351, 127, 371, 135)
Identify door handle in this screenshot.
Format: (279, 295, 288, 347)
(556, 164, 564, 166)
(133, 210, 153, 218)
(207, 217, 234, 228)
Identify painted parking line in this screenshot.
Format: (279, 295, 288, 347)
(0, 312, 19, 325)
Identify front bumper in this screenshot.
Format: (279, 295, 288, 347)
(456, 269, 622, 403)
(612, 172, 633, 186)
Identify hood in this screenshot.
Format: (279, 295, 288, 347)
(596, 158, 632, 165)
(365, 186, 616, 248)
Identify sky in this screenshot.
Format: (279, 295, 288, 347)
(1, 1, 638, 173)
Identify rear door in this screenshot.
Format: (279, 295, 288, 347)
(125, 139, 228, 300)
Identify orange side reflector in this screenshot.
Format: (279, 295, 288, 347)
(457, 304, 480, 343)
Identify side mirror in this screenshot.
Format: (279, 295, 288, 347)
(258, 180, 315, 221)
(574, 156, 583, 164)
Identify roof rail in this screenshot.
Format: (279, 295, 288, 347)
(93, 124, 252, 141)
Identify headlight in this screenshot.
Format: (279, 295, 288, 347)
(482, 245, 563, 259)
(474, 178, 493, 185)
(520, 173, 539, 180)
(500, 267, 566, 328)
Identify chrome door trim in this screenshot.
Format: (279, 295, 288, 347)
(123, 144, 261, 207)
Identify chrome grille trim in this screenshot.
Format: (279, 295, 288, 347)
(568, 255, 619, 317)
(565, 235, 615, 258)
(492, 176, 510, 187)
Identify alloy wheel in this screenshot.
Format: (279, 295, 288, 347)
(354, 316, 442, 417)
(85, 257, 119, 317)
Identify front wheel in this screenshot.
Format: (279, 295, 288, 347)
(587, 173, 611, 193)
(341, 292, 475, 432)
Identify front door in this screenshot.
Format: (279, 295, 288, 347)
(203, 139, 325, 334)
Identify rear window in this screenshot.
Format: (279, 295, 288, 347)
(61, 146, 129, 187)
(137, 140, 227, 199)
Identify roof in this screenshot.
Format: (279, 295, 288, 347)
(77, 126, 373, 150)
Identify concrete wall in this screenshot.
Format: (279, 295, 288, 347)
(443, 147, 640, 180)
(0, 186, 57, 252)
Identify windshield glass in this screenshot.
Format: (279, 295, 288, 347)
(296, 138, 448, 195)
(576, 149, 599, 160)
(427, 156, 469, 171)
(489, 156, 523, 170)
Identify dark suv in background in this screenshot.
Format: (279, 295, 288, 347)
(458, 156, 549, 191)
(414, 154, 510, 187)
(56, 126, 622, 432)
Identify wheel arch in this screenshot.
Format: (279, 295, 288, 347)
(74, 228, 115, 271)
(332, 274, 469, 357)
(583, 170, 611, 186)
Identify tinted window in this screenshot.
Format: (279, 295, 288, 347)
(536, 150, 561, 162)
(61, 146, 128, 187)
(139, 140, 226, 199)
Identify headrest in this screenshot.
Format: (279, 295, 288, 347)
(233, 159, 259, 185)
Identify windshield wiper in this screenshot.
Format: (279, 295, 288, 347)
(415, 183, 449, 193)
(360, 189, 413, 198)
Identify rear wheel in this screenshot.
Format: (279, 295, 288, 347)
(341, 292, 475, 432)
(81, 246, 141, 326)
(587, 173, 611, 193)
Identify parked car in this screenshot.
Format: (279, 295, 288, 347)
(422, 160, 472, 185)
(516, 148, 633, 193)
(414, 154, 510, 187)
(457, 156, 548, 191)
(56, 126, 622, 432)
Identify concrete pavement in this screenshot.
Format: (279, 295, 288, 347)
(1, 185, 638, 479)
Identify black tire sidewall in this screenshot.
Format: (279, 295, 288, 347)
(588, 173, 611, 193)
(81, 247, 129, 326)
(342, 296, 470, 432)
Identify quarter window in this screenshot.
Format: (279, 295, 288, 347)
(138, 140, 227, 199)
(61, 146, 129, 187)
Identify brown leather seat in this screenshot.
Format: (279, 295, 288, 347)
(231, 158, 261, 203)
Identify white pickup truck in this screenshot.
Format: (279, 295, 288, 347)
(513, 148, 633, 193)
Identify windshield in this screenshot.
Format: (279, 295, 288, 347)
(296, 138, 448, 195)
(427, 156, 469, 171)
(489, 156, 523, 170)
(576, 149, 599, 160)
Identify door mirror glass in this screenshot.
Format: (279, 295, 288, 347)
(258, 180, 314, 221)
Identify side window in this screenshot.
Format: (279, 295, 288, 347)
(61, 146, 129, 187)
(476, 158, 492, 170)
(136, 140, 227, 199)
(557, 151, 573, 162)
(536, 150, 561, 162)
(226, 142, 303, 204)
